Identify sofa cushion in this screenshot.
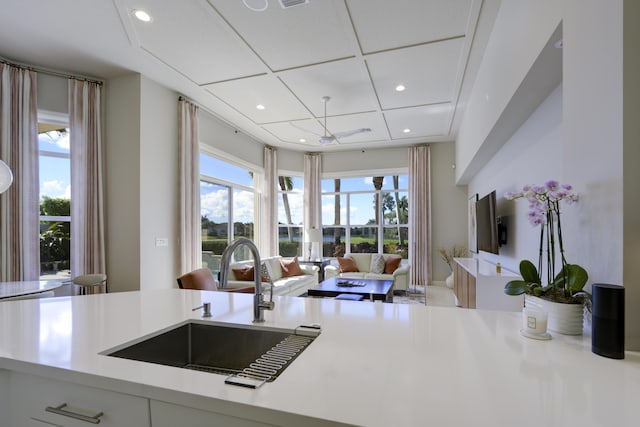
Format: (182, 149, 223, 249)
(232, 266, 254, 281)
(348, 253, 373, 273)
(370, 254, 385, 274)
(280, 256, 304, 277)
(338, 257, 359, 273)
(384, 257, 402, 274)
(262, 256, 283, 281)
(230, 265, 270, 282)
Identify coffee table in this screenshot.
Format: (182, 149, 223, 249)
(307, 277, 394, 303)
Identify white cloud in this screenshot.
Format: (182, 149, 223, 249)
(39, 131, 70, 150)
(42, 180, 69, 199)
(201, 188, 256, 223)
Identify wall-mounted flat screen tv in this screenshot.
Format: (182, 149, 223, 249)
(476, 190, 499, 254)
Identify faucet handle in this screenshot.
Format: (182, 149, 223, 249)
(258, 283, 275, 311)
(192, 302, 212, 317)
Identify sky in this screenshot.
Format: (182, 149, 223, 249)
(39, 129, 71, 200)
(200, 153, 408, 226)
(37, 140, 407, 226)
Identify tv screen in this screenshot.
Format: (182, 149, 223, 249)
(476, 190, 499, 254)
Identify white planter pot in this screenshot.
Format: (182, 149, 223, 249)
(524, 295, 584, 335)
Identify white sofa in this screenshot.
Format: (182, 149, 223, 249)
(324, 253, 410, 293)
(223, 256, 318, 297)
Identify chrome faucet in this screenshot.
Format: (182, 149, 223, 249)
(219, 237, 274, 323)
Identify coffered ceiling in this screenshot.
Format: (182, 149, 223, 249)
(0, 0, 498, 151)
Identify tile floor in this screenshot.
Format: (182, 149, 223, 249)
(395, 284, 456, 307)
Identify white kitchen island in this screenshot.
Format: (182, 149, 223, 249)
(0, 289, 639, 426)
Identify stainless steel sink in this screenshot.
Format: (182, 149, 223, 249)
(103, 321, 320, 388)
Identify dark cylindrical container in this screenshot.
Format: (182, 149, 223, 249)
(592, 283, 625, 359)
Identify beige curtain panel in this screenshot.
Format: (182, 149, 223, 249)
(303, 153, 322, 230)
(178, 98, 201, 274)
(69, 78, 106, 277)
(0, 64, 39, 281)
(408, 144, 431, 287)
(261, 146, 279, 257)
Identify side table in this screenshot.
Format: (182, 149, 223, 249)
(299, 258, 331, 282)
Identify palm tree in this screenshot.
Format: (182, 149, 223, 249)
(279, 176, 294, 241)
(392, 175, 404, 246)
(372, 176, 384, 250)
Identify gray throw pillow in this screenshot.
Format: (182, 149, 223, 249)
(370, 254, 385, 274)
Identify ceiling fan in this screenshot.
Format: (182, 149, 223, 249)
(290, 96, 372, 144)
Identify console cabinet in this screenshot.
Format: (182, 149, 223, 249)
(453, 258, 524, 311)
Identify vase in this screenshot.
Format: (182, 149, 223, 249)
(445, 272, 454, 289)
(524, 295, 584, 335)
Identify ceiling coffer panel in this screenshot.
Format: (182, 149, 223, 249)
(367, 38, 466, 110)
(131, 0, 268, 84)
(384, 104, 452, 140)
(204, 74, 312, 124)
(210, 0, 356, 71)
(278, 58, 378, 117)
(347, 0, 474, 54)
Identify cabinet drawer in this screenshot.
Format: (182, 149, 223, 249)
(8, 372, 149, 427)
(151, 400, 274, 427)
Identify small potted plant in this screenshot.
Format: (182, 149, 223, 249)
(503, 181, 590, 335)
(438, 245, 467, 289)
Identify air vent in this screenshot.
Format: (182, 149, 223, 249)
(279, 0, 309, 9)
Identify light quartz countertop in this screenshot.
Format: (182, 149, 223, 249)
(1, 289, 639, 426)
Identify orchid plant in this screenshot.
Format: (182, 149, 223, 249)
(503, 181, 589, 304)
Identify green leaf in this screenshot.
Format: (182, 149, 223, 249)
(553, 264, 588, 294)
(504, 280, 529, 295)
(519, 260, 541, 284)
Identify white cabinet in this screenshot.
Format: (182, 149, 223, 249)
(7, 372, 150, 427)
(453, 258, 524, 311)
(150, 400, 275, 427)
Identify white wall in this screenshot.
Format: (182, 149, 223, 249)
(468, 85, 563, 271)
(461, 0, 637, 349)
(430, 143, 468, 281)
(105, 74, 142, 292)
(139, 76, 179, 289)
(199, 110, 263, 169)
(623, 0, 640, 351)
(322, 147, 407, 177)
(456, 0, 561, 183)
(37, 74, 68, 114)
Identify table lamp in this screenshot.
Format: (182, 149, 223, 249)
(305, 227, 322, 261)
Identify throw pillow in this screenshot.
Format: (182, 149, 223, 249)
(384, 257, 402, 274)
(337, 256, 359, 273)
(370, 254, 385, 274)
(232, 266, 254, 281)
(260, 262, 272, 283)
(280, 256, 304, 277)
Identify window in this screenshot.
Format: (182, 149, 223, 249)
(38, 117, 71, 279)
(321, 175, 409, 258)
(200, 153, 258, 277)
(277, 175, 303, 257)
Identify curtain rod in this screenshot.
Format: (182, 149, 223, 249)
(0, 57, 104, 86)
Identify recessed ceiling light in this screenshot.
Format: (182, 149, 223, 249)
(256, 104, 265, 110)
(299, 138, 306, 143)
(395, 84, 406, 92)
(133, 9, 152, 22)
(403, 128, 411, 133)
(243, 0, 268, 11)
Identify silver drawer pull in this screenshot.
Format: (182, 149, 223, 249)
(45, 403, 104, 424)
